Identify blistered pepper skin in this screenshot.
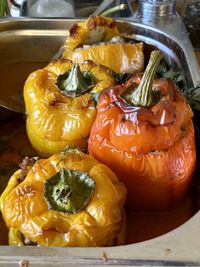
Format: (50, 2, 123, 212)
(0, 151, 126, 247)
(88, 75, 196, 211)
(24, 59, 115, 156)
(62, 16, 144, 73)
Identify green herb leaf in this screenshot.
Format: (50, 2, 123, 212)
(57, 64, 95, 97)
(44, 168, 95, 214)
(56, 145, 83, 167)
(114, 72, 132, 84)
(156, 61, 186, 88)
(156, 61, 200, 112)
(184, 85, 200, 111)
(89, 92, 100, 107)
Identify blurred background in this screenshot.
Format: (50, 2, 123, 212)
(3, 0, 136, 17)
(0, 0, 200, 49)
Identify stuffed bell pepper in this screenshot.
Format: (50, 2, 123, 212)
(62, 16, 144, 73)
(24, 59, 116, 156)
(88, 50, 196, 211)
(0, 147, 126, 246)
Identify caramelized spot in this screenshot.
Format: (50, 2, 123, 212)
(69, 24, 81, 38)
(87, 16, 116, 30)
(83, 60, 97, 68)
(17, 156, 39, 184)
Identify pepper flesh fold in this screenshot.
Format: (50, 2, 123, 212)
(0, 151, 126, 246)
(88, 75, 196, 211)
(62, 16, 144, 73)
(24, 59, 115, 156)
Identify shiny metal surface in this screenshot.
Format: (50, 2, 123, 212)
(0, 17, 200, 266)
(132, 13, 200, 87)
(138, 0, 176, 18)
(0, 15, 199, 117)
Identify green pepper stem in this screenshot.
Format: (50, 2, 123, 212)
(57, 64, 94, 97)
(100, 4, 127, 17)
(0, 0, 10, 16)
(130, 50, 163, 107)
(44, 168, 95, 214)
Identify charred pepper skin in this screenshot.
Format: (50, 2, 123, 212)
(0, 150, 126, 247)
(88, 52, 196, 211)
(24, 59, 116, 156)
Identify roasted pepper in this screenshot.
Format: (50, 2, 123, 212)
(62, 16, 144, 73)
(0, 147, 126, 246)
(88, 50, 196, 211)
(24, 59, 116, 156)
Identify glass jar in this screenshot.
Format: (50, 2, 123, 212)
(138, 0, 176, 18)
(22, 0, 75, 17)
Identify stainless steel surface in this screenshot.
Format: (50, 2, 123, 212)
(1, 211, 200, 266)
(133, 13, 200, 87)
(0, 17, 200, 266)
(138, 0, 176, 18)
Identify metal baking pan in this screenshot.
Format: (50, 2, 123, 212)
(0, 17, 200, 267)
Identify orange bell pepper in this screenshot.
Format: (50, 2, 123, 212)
(88, 50, 196, 211)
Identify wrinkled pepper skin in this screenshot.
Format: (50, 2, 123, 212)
(88, 75, 196, 211)
(0, 151, 126, 246)
(62, 16, 144, 73)
(24, 59, 115, 156)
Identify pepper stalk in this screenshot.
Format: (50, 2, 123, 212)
(57, 64, 94, 97)
(44, 168, 95, 214)
(0, 0, 10, 16)
(100, 4, 127, 17)
(122, 50, 163, 107)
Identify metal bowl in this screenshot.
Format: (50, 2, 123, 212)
(0, 16, 200, 266)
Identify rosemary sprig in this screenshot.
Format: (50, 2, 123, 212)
(156, 61, 200, 112)
(56, 145, 83, 167)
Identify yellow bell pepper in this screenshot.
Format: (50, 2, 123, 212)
(0, 147, 126, 247)
(62, 16, 144, 73)
(63, 16, 120, 57)
(24, 59, 116, 156)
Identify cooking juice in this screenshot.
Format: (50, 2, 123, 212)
(0, 115, 197, 245)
